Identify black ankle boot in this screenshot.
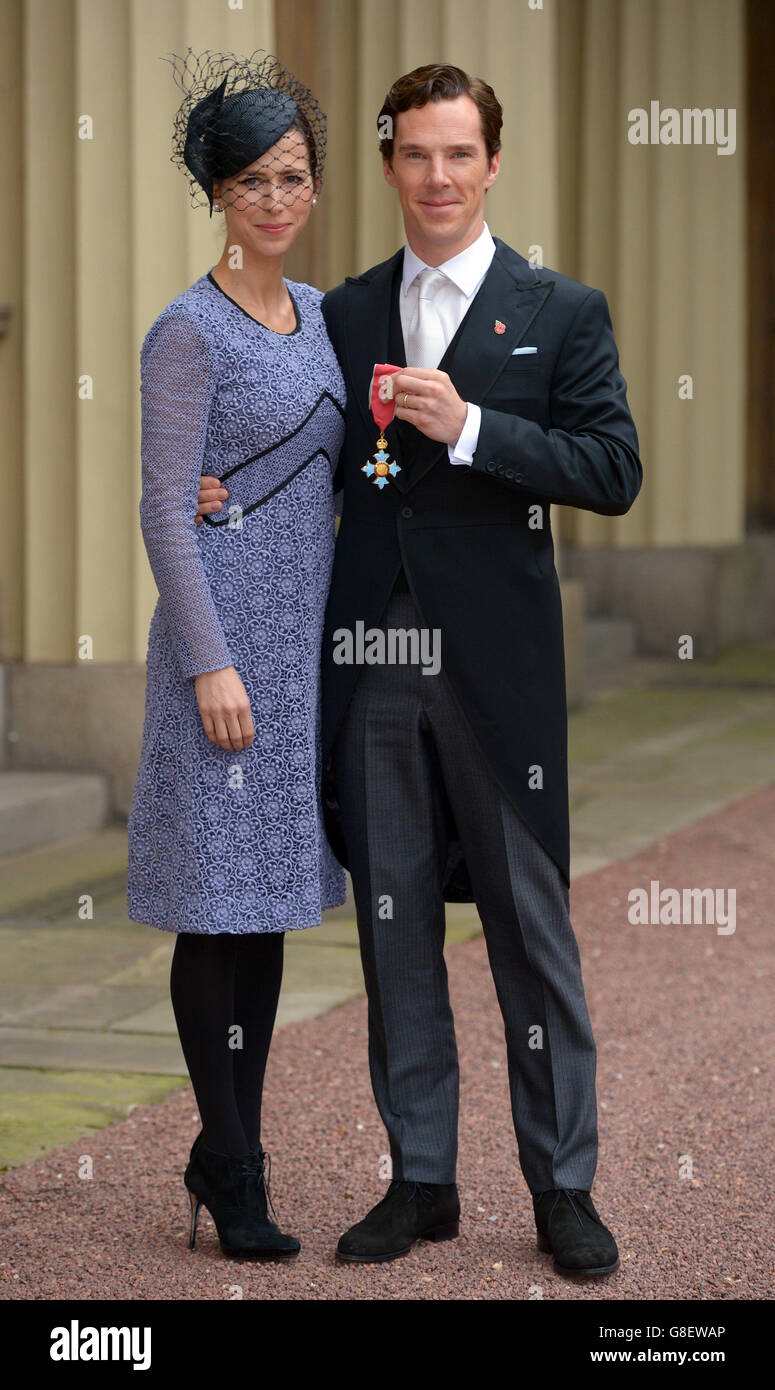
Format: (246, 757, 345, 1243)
(184, 1137, 300, 1259)
(533, 1188, 619, 1276)
(336, 1180, 460, 1263)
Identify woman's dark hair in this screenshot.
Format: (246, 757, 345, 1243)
(378, 63, 502, 163)
(288, 113, 317, 182)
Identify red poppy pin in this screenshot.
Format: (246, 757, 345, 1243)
(494, 320, 506, 334)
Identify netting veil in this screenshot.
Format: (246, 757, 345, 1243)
(166, 48, 327, 215)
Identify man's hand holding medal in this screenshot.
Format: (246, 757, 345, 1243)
(369, 363, 468, 445)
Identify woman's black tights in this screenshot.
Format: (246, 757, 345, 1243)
(170, 930, 284, 1155)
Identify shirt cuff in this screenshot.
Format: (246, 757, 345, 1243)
(448, 402, 481, 466)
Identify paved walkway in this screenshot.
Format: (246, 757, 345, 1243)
(0, 644, 773, 1297)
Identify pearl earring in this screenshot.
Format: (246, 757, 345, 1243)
(312, 197, 317, 206)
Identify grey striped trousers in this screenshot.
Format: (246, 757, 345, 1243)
(331, 590, 598, 1191)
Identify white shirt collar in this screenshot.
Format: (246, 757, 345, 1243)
(401, 221, 496, 298)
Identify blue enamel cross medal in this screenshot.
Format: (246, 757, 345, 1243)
(362, 432, 401, 490)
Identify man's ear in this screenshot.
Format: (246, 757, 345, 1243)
(483, 150, 500, 193)
(382, 156, 397, 188)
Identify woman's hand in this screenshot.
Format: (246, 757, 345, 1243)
(195, 475, 229, 526)
(195, 666, 254, 751)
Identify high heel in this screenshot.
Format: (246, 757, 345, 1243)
(184, 1136, 300, 1259)
(188, 1189, 203, 1251)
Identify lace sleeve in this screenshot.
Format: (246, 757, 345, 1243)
(139, 312, 234, 679)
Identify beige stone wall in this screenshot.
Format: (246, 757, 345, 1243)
(557, 0, 746, 552)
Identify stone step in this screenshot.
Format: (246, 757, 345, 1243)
(0, 1023, 187, 1076)
(0, 771, 110, 857)
(0, 825, 127, 916)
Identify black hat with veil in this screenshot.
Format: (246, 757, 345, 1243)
(166, 48, 327, 215)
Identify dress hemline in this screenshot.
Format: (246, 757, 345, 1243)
(126, 887, 348, 935)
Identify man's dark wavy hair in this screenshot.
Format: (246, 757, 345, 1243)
(378, 63, 502, 164)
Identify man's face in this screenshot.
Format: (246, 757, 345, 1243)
(382, 94, 500, 261)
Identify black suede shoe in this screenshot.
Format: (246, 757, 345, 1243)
(533, 1188, 619, 1276)
(185, 1137, 300, 1259)
(336, 1180, 460, 1263)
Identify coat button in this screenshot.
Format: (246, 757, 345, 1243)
(497, 464, 505, 475)
(486, 460, 496, 472)
(401, 506, 413, 519)
(505, 468, 514, 479)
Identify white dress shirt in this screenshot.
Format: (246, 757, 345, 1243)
(400, 220, 496, 465)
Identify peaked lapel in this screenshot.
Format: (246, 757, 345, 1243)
(342, 237, 556, 496)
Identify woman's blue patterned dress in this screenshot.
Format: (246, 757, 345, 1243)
(127, 270, 347, 933)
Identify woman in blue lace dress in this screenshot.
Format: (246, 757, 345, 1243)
(126, 51, 345, 1258)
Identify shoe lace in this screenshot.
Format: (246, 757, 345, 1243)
(389, 1179, 436, 1205)
(239, 1149, 279, 1222)
(550, 1188, 600, 1230)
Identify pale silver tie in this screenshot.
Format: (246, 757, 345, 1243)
(406, 267, 448, 368)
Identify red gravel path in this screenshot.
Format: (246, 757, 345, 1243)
(2, 786, 773, 1301)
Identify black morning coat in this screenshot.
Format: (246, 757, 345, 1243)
(319, 235, 642, 896)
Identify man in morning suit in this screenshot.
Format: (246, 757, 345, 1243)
(321, 62, 641, 1277)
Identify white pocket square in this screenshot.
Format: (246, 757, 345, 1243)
(511, 345, 538, 354)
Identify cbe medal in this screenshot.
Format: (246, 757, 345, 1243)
(362, 364, 402, 489)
